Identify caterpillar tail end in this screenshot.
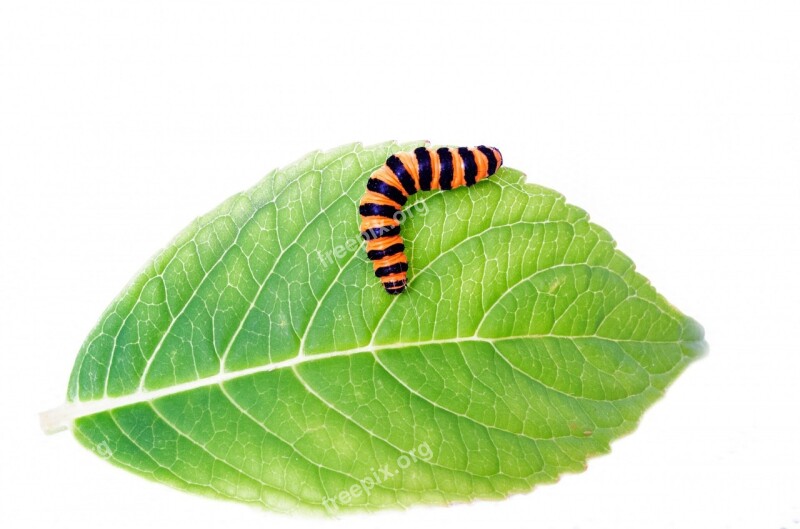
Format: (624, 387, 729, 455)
(382, 278, 407, 295)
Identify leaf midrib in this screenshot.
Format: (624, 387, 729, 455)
(45, 331, 698, 434)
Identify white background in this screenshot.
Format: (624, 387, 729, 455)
(1, 1, 798, 527)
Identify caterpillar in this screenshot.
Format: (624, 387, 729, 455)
(359, 145, 503, 294)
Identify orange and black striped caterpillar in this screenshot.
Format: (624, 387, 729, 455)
(359, 145, 503, 294)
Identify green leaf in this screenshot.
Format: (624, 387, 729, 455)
(42, 141, 705, 514)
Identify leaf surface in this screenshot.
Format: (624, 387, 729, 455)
(49, 141, 705, 513)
